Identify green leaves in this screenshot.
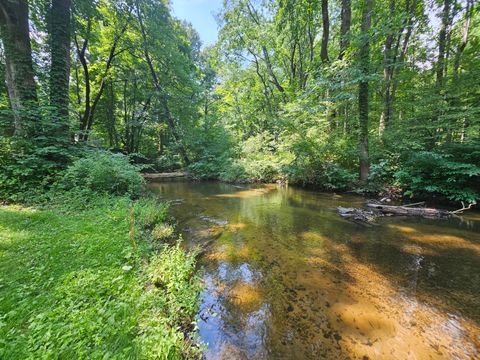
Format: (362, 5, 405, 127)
(0, 194, 200, 358)
(395, 144, 480, 203)
(60, 150, 145, 196)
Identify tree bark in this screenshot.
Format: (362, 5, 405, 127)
(452, 0, 473, 142)
(74, 19, 127, 141)
(436, 0, 451, 90)
(49, 0, 71, 133)
(320, 0, 330, 63)
(453, 0, 472, 82)
(358, 0, 373, 183)
(366, 203, 452, 218)
(0, 0, 37, 137)
(338, 0, 351, 60)
(379, 0, 395, 138)
(389, 0, 417, 124)
(432, 0, 452, 146)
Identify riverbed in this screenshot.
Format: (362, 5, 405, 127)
(149, 181, 480, 360)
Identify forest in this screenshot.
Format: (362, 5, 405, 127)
(0, 0, 478, 203)
(0, 0, 479, 358)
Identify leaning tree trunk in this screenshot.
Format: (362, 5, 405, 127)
(134, 0, 190, 165)
(358, 0, 373, 183)
(0, 0, 38, 137)
(49, 0, 71, 135)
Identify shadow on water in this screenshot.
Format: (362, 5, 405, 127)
(148, 181, 480, 360)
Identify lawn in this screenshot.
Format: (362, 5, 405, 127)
(0, 195, 200, 359)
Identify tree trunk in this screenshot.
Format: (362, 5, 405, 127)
(432, 0, 452, 145)
(320, 0, 330, 63)
(390, 0, 417, 126)
(366, 203, 453, 218)
(0, 0, 37, 137)
(452, 0, 473, 142)
(134, 0, 190, 165)
(49, 0, 71, 134)
(379, 0, 395, 138)
(358, 0, 373, 183)
(338, 0, 351, 60)
(74, 19, 127, 141)
(453, 0, 472, 82)
(436, 0, 451, 90)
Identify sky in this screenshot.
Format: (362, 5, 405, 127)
(171, 0, 223, 47)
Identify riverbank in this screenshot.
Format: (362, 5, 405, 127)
(0, 193, 201, 358)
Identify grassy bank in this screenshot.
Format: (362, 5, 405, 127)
(0, 193, 201, 359)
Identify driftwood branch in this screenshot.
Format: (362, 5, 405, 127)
(338, 201, 475, 224)
(450, 201, 475, 214)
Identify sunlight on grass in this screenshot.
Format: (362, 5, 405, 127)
(0, 198, 201, 359)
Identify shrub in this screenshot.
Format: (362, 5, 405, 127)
(0, 136, 74, 201)
(395, 142, 480, 203)
(285, 158, 356, 190)
(219, 161, 248, 182)
(60, 150, 145, 196)
(151, 224, 175, 242)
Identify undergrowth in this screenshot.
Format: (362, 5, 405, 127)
(0, 192, 201, 359)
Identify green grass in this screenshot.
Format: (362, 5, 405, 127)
(0, 194, 201, 359)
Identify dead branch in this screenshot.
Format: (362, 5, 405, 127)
(450, 201, 475, 214)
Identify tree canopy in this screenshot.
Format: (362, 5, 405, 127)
(0, 0, 479, 203)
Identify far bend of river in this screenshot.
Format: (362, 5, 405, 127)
(149, 181, 480, 360)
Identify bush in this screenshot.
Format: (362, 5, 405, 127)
(0, 136, 74, 201)
(151, 224, 175, 242)
(285, 156, 357, 191)
(219, 161, 248, 182)
(395, 142, 480, 203)
(60, 150, 145, 196)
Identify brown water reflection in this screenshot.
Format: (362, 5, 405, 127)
(148, 181, 480, 360)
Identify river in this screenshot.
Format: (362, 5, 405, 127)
(149, 181, 480, 360)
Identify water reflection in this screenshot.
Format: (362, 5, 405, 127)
(149, 181, 480, 359)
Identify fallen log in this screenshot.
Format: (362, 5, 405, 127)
(142, 172, 190, 179)
(366, 203, 452, 218)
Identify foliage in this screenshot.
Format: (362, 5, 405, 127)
(0, 193, 201, 358)
(59, 150, 145, 196)
(134, 197, 170, 230)
(0, 121, 75, 202)
(395, 143, 480, 203)
(151, 224, 175, 242)
(1, 0, 479, 206)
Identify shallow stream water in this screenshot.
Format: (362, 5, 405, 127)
(149, 181, 480, 360)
